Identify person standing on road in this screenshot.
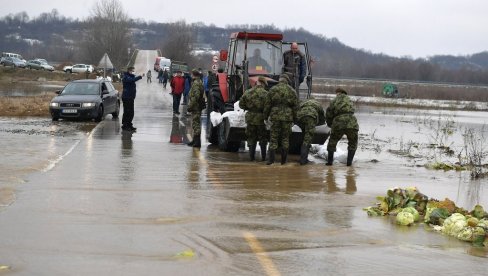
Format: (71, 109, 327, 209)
(121, 66, 144, 132)
(239, 76, 269, 161)
(146, 70, 152, 83)
(170, 70, 185, 115)
(157, 69, 164, 83)
(263, 74, 298, 165)
(296, 98, 325, 165)
(182, 72, 192, 105)
(162, 69, 169, 89)
(283, 42, 305, 91)
(187, 69, 205, 148)
(325, 88, 359, 166)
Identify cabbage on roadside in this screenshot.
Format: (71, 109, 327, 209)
(363, 187, 488, 248)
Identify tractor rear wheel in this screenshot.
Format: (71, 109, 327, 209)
(206, 87, 221, 145)
(218, 118, 240, 152)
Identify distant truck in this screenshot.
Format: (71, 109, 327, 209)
(154, 57, 171, 72)
(169, 61, 189, 76)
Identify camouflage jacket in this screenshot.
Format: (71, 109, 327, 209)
(263, 81, 298, 122)
(239, 84, 268, 125)
(325, 93, 359, 130)
(188, 78, 205, 112)
(297, 99, 325, 125)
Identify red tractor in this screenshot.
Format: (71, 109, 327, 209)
(206, 32, 329, 152)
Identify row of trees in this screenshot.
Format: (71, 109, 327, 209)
(0, 0, 131, 69)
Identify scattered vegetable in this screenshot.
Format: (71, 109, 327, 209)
(364, 187, 488, 248)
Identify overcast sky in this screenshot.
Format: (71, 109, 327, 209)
(1, 0, 487, 58)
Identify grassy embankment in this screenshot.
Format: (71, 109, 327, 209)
(0, 67, 122, 116)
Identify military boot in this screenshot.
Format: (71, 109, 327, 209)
(347, 150, 356, 166)
(193, 135, 201, 148)
(249, 144, 256, 161)
(299, 144, 309, 165)
(281, 148, 288, 165)
(260, 143, 267, 161)
(326, 151, 334, 166)
(266, 150, 275, 165)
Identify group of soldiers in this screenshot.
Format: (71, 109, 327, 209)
(184, 41, 358, 166)
(240, 74, 359, 166)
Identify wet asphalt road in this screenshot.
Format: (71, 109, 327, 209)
(0, 50, 487, 275)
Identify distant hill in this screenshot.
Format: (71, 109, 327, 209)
(1, 11, 488, 85)
(430, 52, 488, 71)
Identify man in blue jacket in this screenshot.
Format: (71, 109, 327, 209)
(121, 66, 143, 131)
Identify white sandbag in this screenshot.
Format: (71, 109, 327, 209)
(312, 145, 348, 164)
(210, 111, 223, 127)
(222, 110, 246, 128)
(292, 124, 302, 132)
(234, 101, 243, 112)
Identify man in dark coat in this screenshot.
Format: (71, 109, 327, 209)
(162, 69, 169, 88)
(325, 88, 359, 166)
(283, 42, 305, 90)
(121, 66, 143, 132)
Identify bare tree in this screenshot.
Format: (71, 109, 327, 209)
(162, 21, 194, 62)
(83, 0, 131, 69)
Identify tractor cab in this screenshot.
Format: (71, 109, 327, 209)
(217, 32, 312, 105)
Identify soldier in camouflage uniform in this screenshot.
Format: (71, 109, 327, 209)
(263, 74, 298, 165)
(297, 98, 325, 165)
(187, 70, 205, 148)
(325, 88, 359, 166)
(239, 76, 269, 161)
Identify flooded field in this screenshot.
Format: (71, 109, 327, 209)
(0, 50, 487, 275)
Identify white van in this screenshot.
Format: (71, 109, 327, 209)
(160, 58, 171, 71)
(154, 56, 171, 71)
(1, 52, 25, 62)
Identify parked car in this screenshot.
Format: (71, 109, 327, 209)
(0, 57, 26, 68)
(34, 58, 48, 64)
(1, 52, 26, 62)
(49, 79, 120, 122)
(26, 60, 54, 71)
(63, 64, 94, 74)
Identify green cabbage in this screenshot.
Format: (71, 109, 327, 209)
(441, 213, 467, 237)
(402, 207, 420, 222)
(396, 211, 415, 226)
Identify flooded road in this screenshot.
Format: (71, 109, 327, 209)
(0, 50, 487, 275)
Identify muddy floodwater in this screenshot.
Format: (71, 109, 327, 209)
(0, 50, 487, 275)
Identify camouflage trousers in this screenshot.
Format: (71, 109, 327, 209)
(191, 110, 202, 136)
(297, 116, 316, 146)
(246, 124, 268, 146)
(269, 120, 292, 150)
(327, 128, 358, 152)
